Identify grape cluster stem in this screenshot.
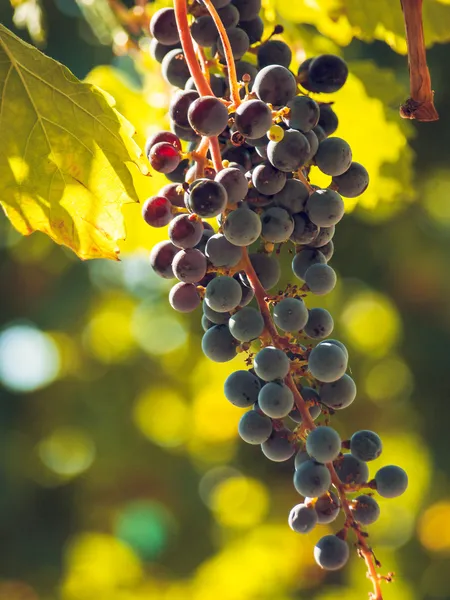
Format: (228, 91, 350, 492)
(172, 1, 385, 596)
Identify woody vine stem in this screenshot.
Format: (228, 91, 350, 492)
(173, 1, 385, 597)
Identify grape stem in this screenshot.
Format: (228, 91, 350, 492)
(241, 247, 384, 600)
(399, 0, 439, 121)
(200, 0, 242, 108)
(173, 0, 213, 97)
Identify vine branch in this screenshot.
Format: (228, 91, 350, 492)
(400, 0, 439, 121)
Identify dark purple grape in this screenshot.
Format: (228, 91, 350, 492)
(257, 40, 292, 69)
(234, 99, 273, 139)
(148, 142, 181, 174)
(172, 248, 207, 283)
(170, 90, 199, 129)
(185, 179, 228, 218)
(149, 240, 178, 279)
(142, 196, 173, 227)
(169, 214, 204, 249)
(145, 131, 182, 157)
(169, 282, 200, 312)
(188, 96, 229, 136)
(150, 8, 179, 45)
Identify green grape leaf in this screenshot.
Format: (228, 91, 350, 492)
(0, 24, 148, 261)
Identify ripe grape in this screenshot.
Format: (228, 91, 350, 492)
(169, 282, 200, 312)
(261, 429, 296, 462)
(234, 99, 273, 139)
(308, 342, 347, 382)
(320, 374, 356, 410)
(224, 370, 261, 407)
(288, 503, 318, 533)
(290, 213, 319, 245)
(160, 182, 185, 208)
(169, 214, 204, 249)
(203, 302, 230, 325)
(315, 137, 352, 176)
(217, 27, 250, 60)
(304, 307, 334, 339)
(205, 233, 242, 267)
(202, 315, 214, 331)
(185, 179, 228, 217)
(145, 130, 182, 155)
(257, 40, 292, 69)
(172, 248, 207, 283)
(142, 196, 173, 227)
(267, 129, 311, 172)
(201, 324, 238, 362)
(294, 450, 310, 470)
(319, 240, 334, 261)
(375, 465, 408, 498)
(223, 204, 262, 246)
(149, 39, 179, 63)
(149, 240, 178, 279)
(309, 491, 340, 524)
(292, 248, 326, 281)
(352, 495, 380, 525)
(306, 426, 341, 463)
(308, 224, 335, 248)
(273, 297, 309, 332)
(239, 17, 264, 44)
(284, 96, 319, 132)
(318, 103, 338, 136)
(231, 0, 261, 20)
(253, 65, 297, 107)
(188, 96, 229, 136)
(258, 381, 294, 418)
(314, 535, 349, 570)
(161, 48, 191, 88)
(170, 89, 199, 128)
(215, 167, 248, 204)
(350, 430, 383, 462)
(149, 142, 181, 174)
(293, 460, 332, 497)
(228, 306, 264, 341)
(150, 8, 179, 45)
(252, 162, 287, 195)
(273, 178, 309, 213)
(302, 54, 348, 94)
(253, 346, 290, 381)
(306, 188, 345, 227)
(332, 162, 369, 197)
(304, 263, 337, 295)
(205, 275, 243, 312)
(261, 207, 294, 242)
(238, 409, 272, 444)
(334, 454, 369, 485)
(235, 60, 259, 89)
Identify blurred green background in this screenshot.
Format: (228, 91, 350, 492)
(1, 1, 450, 599)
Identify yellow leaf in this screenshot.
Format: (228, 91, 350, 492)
(0, 24, 148, 260)
(84, 64, 176, 255)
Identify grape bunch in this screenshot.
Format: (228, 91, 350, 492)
(144, 0, 406, 593)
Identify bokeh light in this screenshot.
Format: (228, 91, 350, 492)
(133, 386, 189, 447)
(38, 427, 96, 478)
(0, 324, 60, 392)
(115, 500, 175, 560)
